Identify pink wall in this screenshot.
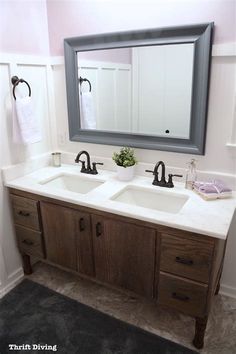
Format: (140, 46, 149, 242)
(0, 0, 49, 55)
(47, 0, 236, 56)
(1, 1, 235, 56)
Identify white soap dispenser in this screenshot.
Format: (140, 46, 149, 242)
(185, 159, 197, 190)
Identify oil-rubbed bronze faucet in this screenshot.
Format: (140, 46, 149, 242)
(145, 160, 183, 188)
(75, 150, 103, 174)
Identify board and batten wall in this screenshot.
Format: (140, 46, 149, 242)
(78, 59, 131, 132)
(0, 54, 57, 297)
(132, 44, 194, 138)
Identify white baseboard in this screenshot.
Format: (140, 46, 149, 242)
(0, 267, 24, 299)
(219, 284, 236, 299)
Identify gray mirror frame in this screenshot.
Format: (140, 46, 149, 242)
(64, 23, 213, 155)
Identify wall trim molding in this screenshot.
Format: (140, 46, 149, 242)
(0, 267, 24, 299)
(0, 54, 50, 66)
(0, 42, 236, 66)
(212, 42, 236, 57)
(1, 41, 235, 67)
(220, 284, 236, 299)
(50, 56, 64, 66)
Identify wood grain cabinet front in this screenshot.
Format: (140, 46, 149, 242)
(15, 224, 44, 258)
(91, 215, 157, 298)
(10, 194, 45, 274)
(158, 272, 208, 317)
(8, 189, 227, 350)
(40, 202, 78, 270)
(160, 233, 214, 283)
(11, 194, 41, 231)
(40, 202, 94, 276)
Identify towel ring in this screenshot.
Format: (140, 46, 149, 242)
(11, 76, 31, 100)
(79, 76, 92, 92)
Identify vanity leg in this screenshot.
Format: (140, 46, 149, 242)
(215, 279, 221, 295)
(215, 268, 223, 295)
(193, 316, 208, 349)
(22, 254, 32, 275)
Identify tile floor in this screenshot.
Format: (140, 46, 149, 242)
(27, 262, 236, 354)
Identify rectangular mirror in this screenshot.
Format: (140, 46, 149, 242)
(64, 23, 213, 155)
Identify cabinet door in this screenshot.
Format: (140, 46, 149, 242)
(92, 215, 156, 298)
(41, 202, 78, 270)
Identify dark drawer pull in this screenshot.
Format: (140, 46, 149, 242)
(18, 211, 30, 217)
(79, 217, 85, 232)
(172, 292, 190, 302)
(22, 239, 34, 246)
(96, 222, 102, 237)
(175, 256, 193, 266)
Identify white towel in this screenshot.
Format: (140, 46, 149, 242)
(13, 96, 42, 144)
(80, 92, 96, 129)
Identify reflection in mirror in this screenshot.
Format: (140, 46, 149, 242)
(77, 43, 194, 139)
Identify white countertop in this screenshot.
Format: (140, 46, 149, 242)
(3, 164, 236, 240)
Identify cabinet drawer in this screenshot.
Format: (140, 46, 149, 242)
(11, 195, 40, 231)
(158, 272, 208, 317)
(15, 225, 45, 258)
(160, 233, 213, 283)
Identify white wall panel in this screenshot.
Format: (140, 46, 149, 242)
(78, 59, 131, 132)
(133, 44, 193, 138)
(0, 56, 54, 297)
(116, 69, 131, 132)
(98, 68, 116, 130)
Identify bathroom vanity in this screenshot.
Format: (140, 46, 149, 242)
(5, 165, 235, 350)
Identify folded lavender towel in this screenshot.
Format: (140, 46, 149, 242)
(213, 179, 232, 193)
(193, 180, 232, 195)
(194, 182, 217, 194)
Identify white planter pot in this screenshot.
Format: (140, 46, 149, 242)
(116, 165, 135, 181)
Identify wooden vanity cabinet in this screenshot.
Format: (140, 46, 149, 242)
(91, 214, 157, 298)
(10, 194, 45, 273)
(157, 229, 225, 349)
(9, 188, 227, 350)
(40, 202, 94, 276)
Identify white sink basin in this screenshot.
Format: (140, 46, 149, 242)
(39, 173, 104, 194)
(110, 186, 189, 214)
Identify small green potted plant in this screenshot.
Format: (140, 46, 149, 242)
(112, 147, 138, 181)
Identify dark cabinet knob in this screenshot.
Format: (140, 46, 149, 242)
(22, 239, 34, 246)
(96, 222, 102, 237)
(175, 256, 193, 266)
(18, 211, 30, 217)
(172, 292, 189, 302)
(79, 217, 85, 232)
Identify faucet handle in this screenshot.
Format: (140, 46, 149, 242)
(91, 162, 104, 174)
(146, 169, 159, 185)
(145, 169, 154, 174)
(167, 174, 183, 188)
